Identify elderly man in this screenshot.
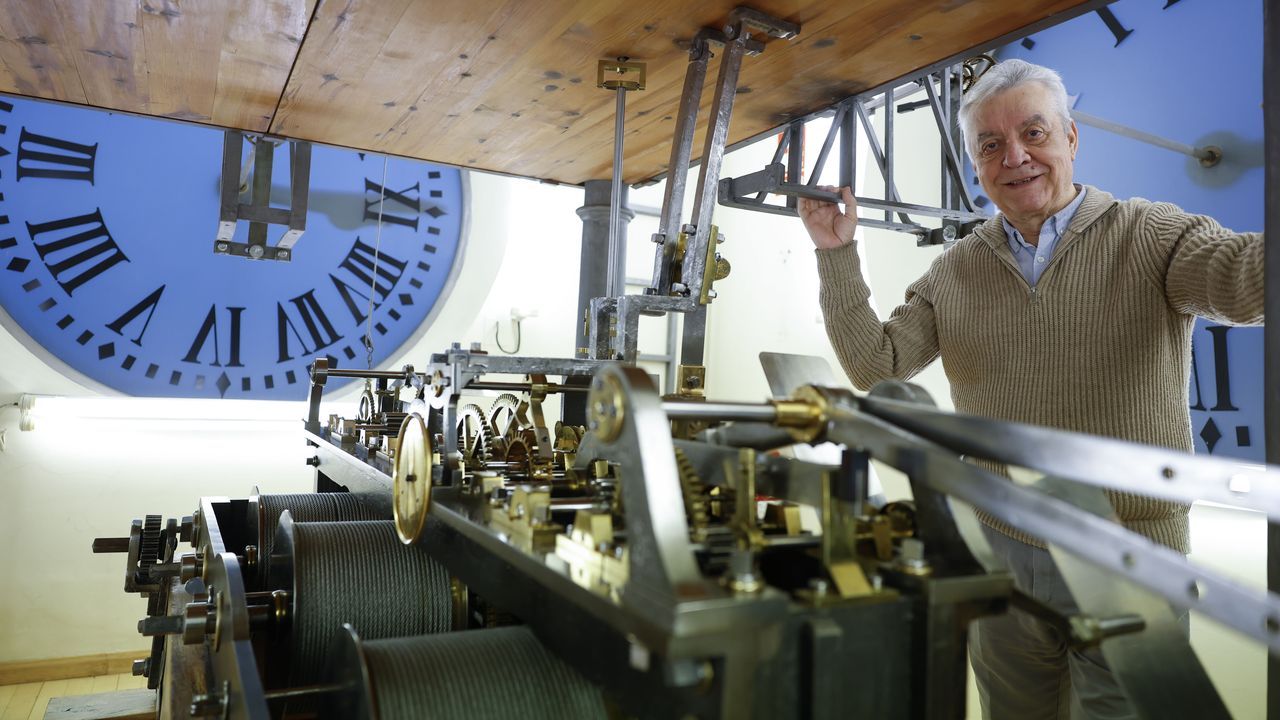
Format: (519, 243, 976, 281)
(797, 59, 1263, 718)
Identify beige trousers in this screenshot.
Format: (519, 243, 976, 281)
(968, 528, 1136, 720)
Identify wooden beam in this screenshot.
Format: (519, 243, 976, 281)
(42, 688, 155, 720)
(0, 651, 146, 686)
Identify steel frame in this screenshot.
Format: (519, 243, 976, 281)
(717, 66, 986, 243)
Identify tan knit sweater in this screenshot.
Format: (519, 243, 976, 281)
(816, 186, 1264, 552)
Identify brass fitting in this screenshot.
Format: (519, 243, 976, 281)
(770, 385, 830, 443)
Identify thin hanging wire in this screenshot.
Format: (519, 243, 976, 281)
(366, 155, 390, 370)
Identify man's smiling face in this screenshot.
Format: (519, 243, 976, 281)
(972, 82, 1079, 227)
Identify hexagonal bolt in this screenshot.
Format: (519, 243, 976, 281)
(132, 658, 151, 677)
(247, 244, 265, 259)
(190, 691, 226, 718)
(214, 242, 229, 253)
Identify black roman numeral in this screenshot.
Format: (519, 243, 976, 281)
(277, 289, 342, 362)
(364, 178, 421, 230)
(17, 128, 97, 184)
(329, 238, 407, 322)
(1189, 325, 1237, 412)
(28, 209, 129, 295)
(1095, 7, 1133, 47)
(182, 304, 245, 367)
(106, 285, 165, 346)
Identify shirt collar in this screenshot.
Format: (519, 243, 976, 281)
(1001, 184, 1087, 248)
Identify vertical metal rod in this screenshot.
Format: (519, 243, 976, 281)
(884, 87, 894, 222)
(839, 100, 856, 191)
(1266, 0, 1280, 715)
(949, 67, 966, 212)
(682, 29, 749, 366)
(940, 66, 953, 209)
(656, 44, 710, 245)
(807, 104, 847, 187)
(684, 30, 747, 305)
(923, 74, 977, 212)
(786, 120, 804, 209)
(606, 87, 627, 299)
(248, 139, 274, 249)
(853, 101, 912, 224)
(665, 308, 679, 394)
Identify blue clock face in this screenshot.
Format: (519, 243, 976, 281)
(0, 94, 465, 400)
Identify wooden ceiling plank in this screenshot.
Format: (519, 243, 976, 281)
(137, 0, 231, 123)
(0, 2, 89, 105)
(269, 0, 421, 144)
(458, 0, 721, 180)
(210, 0, 316, 132)
(527, 0, 1090, 184)
(355, 0, 525, 152)
(0, 0, 1097, 185)
(48, 0, 149, 113)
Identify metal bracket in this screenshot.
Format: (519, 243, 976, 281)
(214, 131, 312, 262)
(716, 63, 991, 240)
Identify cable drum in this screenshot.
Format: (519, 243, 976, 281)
(288, 520, 453, 688)
(257, 492, 387, 583)
(328, 625, 607, 720)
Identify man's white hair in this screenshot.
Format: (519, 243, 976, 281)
(957, 59, 1072, 162)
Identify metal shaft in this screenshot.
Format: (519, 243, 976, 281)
(606, 87, 627, 299)
(1071, 109, 1218, 163)
(466, 381, 588, 393)
(316, 368, 409, 380)
(661, 399, 777, 423)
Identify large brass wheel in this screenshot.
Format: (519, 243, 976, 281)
(393, 413, 433, 544)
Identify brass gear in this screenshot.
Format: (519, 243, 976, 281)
(505, 437, 530, 471)
(674, 448, 709, 536)
(488, 393, 522, 447)
(456, 404, 489, 467)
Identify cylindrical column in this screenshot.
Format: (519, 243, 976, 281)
(575, 180, 633, 355)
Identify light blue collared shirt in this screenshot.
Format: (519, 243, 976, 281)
(1001, 185, 1086, 287)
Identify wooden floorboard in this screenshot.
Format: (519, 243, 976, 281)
(26, 679, 68, 720)
(0, 683, 41, 720)
(86, 678, 117, 695)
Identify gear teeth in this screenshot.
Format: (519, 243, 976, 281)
(674, 449, 709, 533)
(138, 515, 164, 579)
(457, 404, 490, 466)
(487, 393, 522, 442)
